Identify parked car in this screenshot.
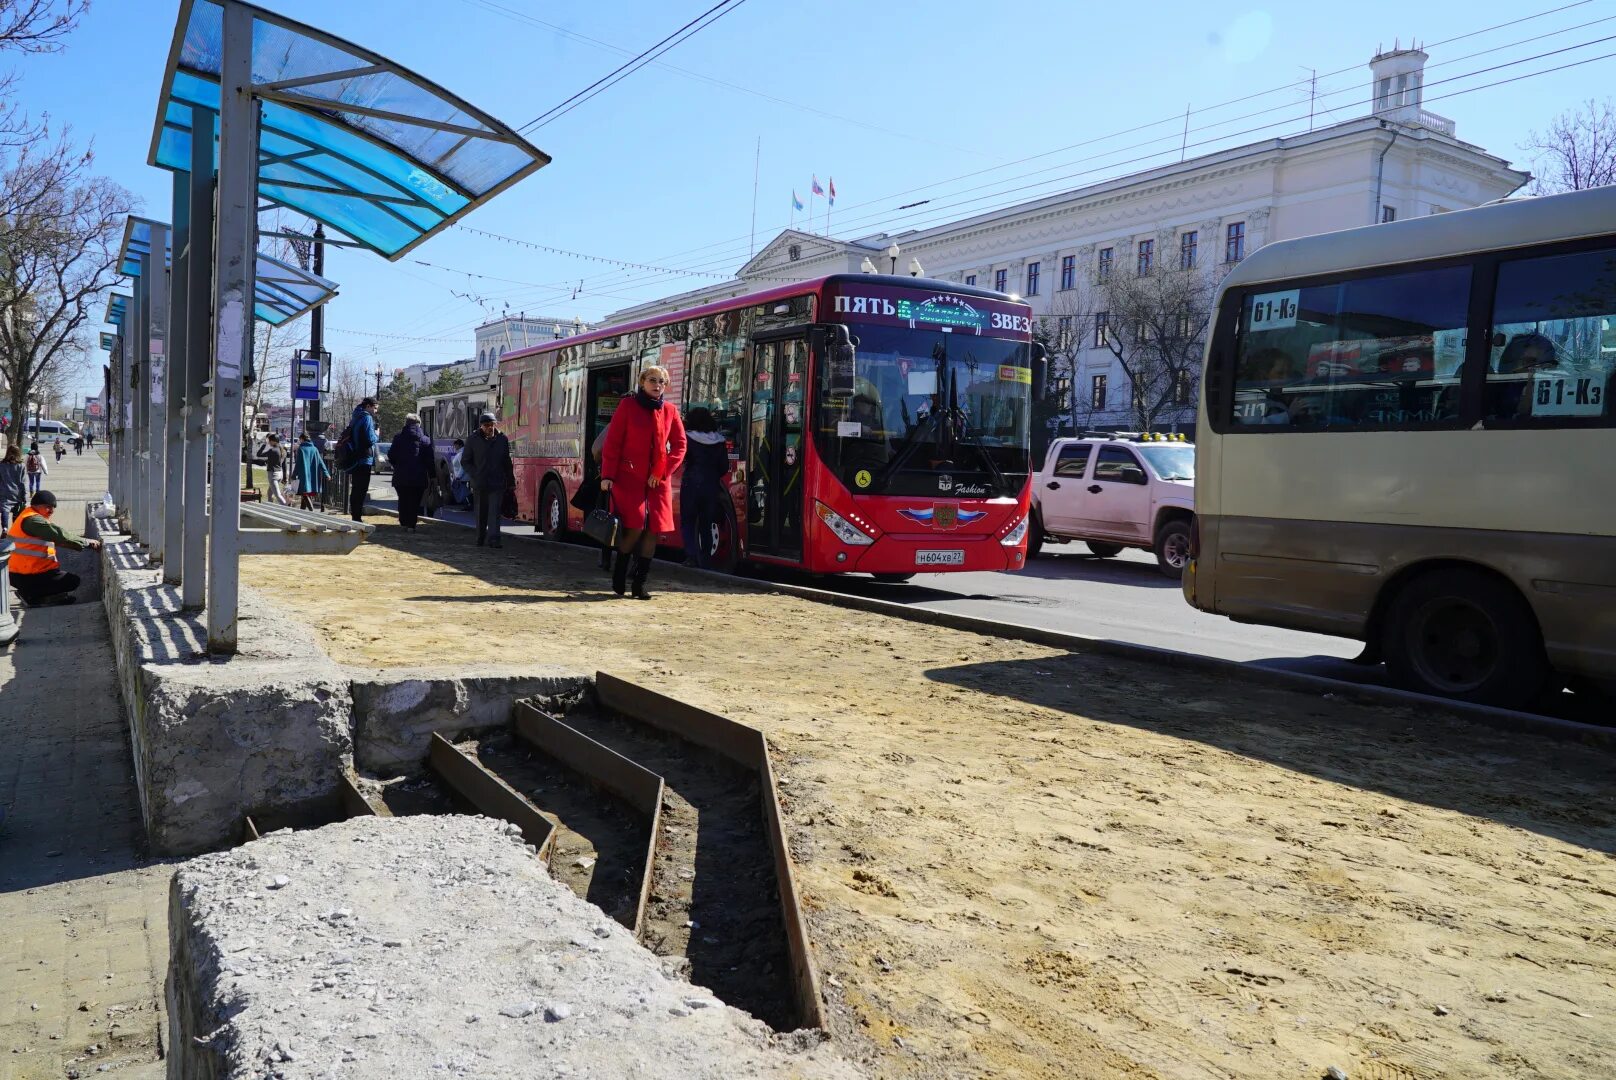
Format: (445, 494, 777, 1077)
(373, 440, 392, 475)
(1029, 433, 1195, 577)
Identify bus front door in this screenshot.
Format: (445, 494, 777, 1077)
(584, 364, 632, 496)
(745, 336, 806, 561)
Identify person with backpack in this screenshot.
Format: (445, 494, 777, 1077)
(338, 396, 380, 523)
(24, 445, 46, 496)
(0, 444, 26, 531)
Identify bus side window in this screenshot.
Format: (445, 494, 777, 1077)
(1484, 243, 1616, 424)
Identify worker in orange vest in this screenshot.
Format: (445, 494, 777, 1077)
(6, 490, 100, 607)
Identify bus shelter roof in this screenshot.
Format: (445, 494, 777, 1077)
(105, 292, 131, 327)
(117, 216, 338, 325)
(146, 0, 550, 261)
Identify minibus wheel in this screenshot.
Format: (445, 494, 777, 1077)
(1382, 567, 1547, 708)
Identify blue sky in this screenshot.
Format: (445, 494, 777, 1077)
(13, 0, 1616, 405)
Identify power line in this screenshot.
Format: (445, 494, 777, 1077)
(516, 0, 750, 134)
(487, 1, 1605, 295)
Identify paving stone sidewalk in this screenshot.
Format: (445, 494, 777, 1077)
(1, 453, 167, 1079)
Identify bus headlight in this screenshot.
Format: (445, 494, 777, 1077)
(1000, 516, 1028, 546)
(816, 501, 876, 546)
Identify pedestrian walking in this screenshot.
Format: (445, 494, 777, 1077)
(387, 413, 435, 530)
(24, 445, 46, 496)
(0, 445, 26, 531)
(461, 412, 513, 548)
(72, 435, 83, 456)
(340, 396, 380, 523)
(678, 407, 731, 569)
(293, 431, 330, 511)
(6, 490, 102, 607)
(52, 438, 64, 463)
(449, 439, 470, 508)
(84, 430, 93, 450)
(600, 365, 686, 600)
(264, 433, 290, 505)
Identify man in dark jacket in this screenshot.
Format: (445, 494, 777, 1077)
(344, 396, 380, 523)
(679, 407, 731, 568)
(387, 414, 435, 530)
(461, 411, 513, 548)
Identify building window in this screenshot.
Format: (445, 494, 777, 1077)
(1180, 231, 1197, 270)
(1137, 239, 1154, 276)
(1097, 247, 1112, 282)
(1060, 255, 1075, 290)
(788, 243, 802, 261)
(1175, 311, 1192, 339)
(1094, 312, 1109, 348)
(1381, 205, 1398, 223)
(995, 268, 1008, 293)
(1174, 369, 1193, 406)
(1026, 261, 1040, 296)
(1091, 373, 1108, 411)
(1225, 222, 1245, 263)
(965, 274, 976, 286)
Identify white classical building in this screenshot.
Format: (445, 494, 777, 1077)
(606, 46, 1529, 430)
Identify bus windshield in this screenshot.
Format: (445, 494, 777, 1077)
(816, 322, 1031, 497)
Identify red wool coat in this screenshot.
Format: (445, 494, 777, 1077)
(602, 394, 687, 532)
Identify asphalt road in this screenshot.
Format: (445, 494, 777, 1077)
(366, 492, 1604, 724)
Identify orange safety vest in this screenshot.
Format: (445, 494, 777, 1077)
(7, 506, 58, 575)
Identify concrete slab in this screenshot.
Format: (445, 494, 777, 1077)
(91, 507, 353, 855)
(350, 670, 587, 774)
(166, 815, 857, 1079)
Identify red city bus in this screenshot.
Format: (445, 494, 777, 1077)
(496, 273, 1042, 577)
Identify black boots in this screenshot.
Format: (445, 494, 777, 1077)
(630, 555, 653, 600)
(611, 551, 631, 596)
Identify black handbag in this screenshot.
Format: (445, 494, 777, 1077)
(581, 487, 619, 549)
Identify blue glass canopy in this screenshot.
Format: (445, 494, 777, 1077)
(147, 0, 550, 260)
(117, 216, 338, 325)
(106, 292, 130, 327)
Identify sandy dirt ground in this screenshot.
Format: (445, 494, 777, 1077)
(243, 520, 1616, 1080)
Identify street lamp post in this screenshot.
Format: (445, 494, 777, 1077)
(373, 362, 385, 400)
(886, 242, 900, 274)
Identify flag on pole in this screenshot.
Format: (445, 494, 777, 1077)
(792, 190, 804, 211)
(811, 175, 824, 197)
(828, 177, 836, 206)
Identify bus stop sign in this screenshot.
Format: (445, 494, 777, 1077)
(294, 348, 328, 401)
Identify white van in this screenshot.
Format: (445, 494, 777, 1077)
(17, 419, 77, 442)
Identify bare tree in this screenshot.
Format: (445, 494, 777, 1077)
(0, 0, 90, 148)
(1523, 99, 1616, 194)
(1035, 291, 1096, 434)
(1072, 250, 1215, 432)
(0, 157, 136, 429)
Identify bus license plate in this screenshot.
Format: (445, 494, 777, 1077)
(915, 549, 965, 566)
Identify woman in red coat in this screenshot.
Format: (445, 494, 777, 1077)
(601, 365, 687, 599)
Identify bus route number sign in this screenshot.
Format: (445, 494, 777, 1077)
(1532, 373, 1606, 417)
(1249, 289, 1300, 332)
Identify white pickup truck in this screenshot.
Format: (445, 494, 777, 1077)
(1028, 434, 1196, 578)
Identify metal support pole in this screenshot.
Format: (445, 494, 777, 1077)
(147, 222, 170, 566)
(110, 336, 125, 518)
(206, 2, 256, 653)
(182, 112, 215, 610)
(165, 178, 188, 584)
(133, 256, 150, 543)
(308, 223, 323, 428)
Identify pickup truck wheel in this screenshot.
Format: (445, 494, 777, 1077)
(1086, 541, 1123, 558)
(1028, 514, 1045, 559)
(1154, 520, 1191, 579)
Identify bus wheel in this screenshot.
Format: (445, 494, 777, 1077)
(1383, 568, 1548, 708)
(872, 573, 916, 584)
(1086, 541, 1124, 558)
(1153, 520, 1191, 579)
(1028, 514, 1046, 559)
(539, 480, 566, 539)
(707, 508, 741, 574)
